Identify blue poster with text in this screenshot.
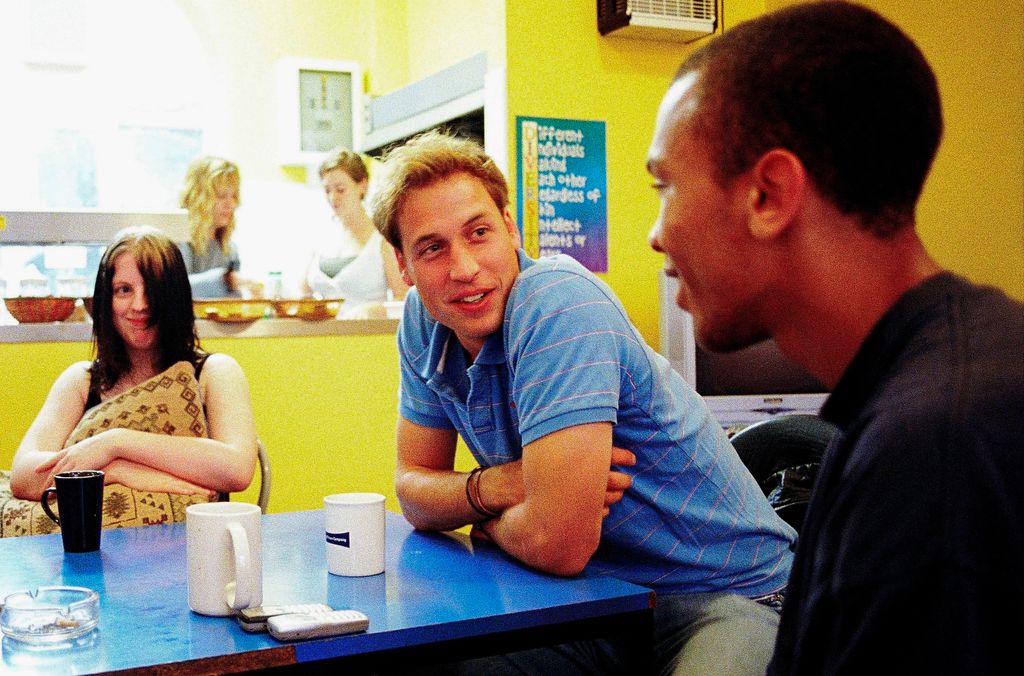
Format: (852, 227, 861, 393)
(516, 117, 608, 273)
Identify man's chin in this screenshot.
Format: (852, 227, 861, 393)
(695, 321, 769, 355)
(673, 289, 691, 314)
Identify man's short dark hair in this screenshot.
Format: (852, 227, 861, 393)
(677, 1, 942, 235)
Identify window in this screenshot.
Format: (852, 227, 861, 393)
(0, 243, 104, 298)
(0, 0, 211, 211)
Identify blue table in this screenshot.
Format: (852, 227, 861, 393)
(0, 510, 654, 674)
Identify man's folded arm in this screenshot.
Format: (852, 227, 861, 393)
(479, 421, 613, 576)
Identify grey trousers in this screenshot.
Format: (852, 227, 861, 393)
(427, 591, 781, 676)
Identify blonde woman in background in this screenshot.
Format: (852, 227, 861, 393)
(178, 156, 262, 298)
(304, 147, 407, 316)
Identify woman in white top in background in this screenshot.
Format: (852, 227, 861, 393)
(303, 148, 407, 315)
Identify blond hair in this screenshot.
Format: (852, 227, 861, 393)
(371, 131, 508, 250)
(179, 156, 240, 257)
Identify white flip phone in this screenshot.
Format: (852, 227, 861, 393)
(267, 609, 370, 641)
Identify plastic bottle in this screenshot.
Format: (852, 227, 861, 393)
(267, 271, 283, 299)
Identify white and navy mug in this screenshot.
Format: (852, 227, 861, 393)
(324, 493, 385, 577)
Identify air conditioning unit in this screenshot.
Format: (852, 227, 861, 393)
(597, 0, 716, 43)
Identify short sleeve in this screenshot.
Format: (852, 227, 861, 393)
(505, 265, 626, 445)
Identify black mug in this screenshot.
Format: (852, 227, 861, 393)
(40, 470, 105, 553)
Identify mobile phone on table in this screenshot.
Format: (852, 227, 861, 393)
(267, 609, 370, 641)
(236, 603, 333, 632)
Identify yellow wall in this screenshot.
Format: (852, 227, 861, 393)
(0, 343, 90, 466)
(363, 0, 505, 95)
(505, 0, 1023, 348)
(405, 0, 506, 81)
(363, 1, 410, 96)
(203, 334, 402, 511)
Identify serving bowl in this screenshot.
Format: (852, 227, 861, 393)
(193, 299, 273, 323)
(4, 296, 77, 323)
(271, 298, 344, 321)
(0, 586, 100, 644)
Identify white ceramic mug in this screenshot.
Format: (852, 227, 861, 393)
(324, 493, 385, 577)
(186, 502, 263, 616)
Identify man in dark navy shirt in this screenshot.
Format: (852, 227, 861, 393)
(646, 2, 1023, 673)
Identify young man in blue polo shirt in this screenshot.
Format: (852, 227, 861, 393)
(371, 130, 796, 675)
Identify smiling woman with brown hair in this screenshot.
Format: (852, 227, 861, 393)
(10, 226, 257, 503)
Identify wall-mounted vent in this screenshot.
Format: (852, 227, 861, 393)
(597, 0, 716, 43)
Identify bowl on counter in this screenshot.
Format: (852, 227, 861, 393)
(192, 299, 273, 323)
(4, 296, 77, 324)
(271, 298, 344, 321)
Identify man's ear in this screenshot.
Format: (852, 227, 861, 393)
(747, 149, 806, 241)
(503, 207, 522, 249)
(395, 247, 414, 287)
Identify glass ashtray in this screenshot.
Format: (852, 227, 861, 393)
(0, 586, 99, 644)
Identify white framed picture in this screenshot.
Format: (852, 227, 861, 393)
(277, 58, 363, 166)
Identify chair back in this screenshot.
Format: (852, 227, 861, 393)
(730, 414, 838, 532)
(256, 438, 271, 513)
(216, 438, 271, 513)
